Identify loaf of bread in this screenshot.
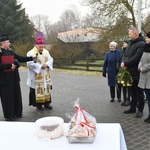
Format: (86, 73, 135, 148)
(35, 117, 64, 140)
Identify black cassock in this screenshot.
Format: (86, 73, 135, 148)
(0, 48, 32, 119)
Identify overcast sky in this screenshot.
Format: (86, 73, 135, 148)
(18, 0, 91, 23)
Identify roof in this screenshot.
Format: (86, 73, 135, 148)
(57, 35, 100, 43)
(57, 27, 102, 43)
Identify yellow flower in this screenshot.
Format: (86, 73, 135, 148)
(121, 81, 124, 84)
(127, 84, 132, 86)
(118, 81, 120, 84)
(116, 69, 133, 86)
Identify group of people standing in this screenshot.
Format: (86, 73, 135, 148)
(1, 27, 150, 124)
(102, 27, 150, 123)
(0, 32, 53, 121)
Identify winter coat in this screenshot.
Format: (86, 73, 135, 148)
(123, 34, 145, 81)
(102, 49, 121, 87)
(138, 43, 150, 89)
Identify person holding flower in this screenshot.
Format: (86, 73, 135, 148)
(119, 39, 131, 106)
(138, 31, 150, 123)
(102, 41, 122, 102)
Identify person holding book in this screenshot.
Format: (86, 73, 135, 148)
(0, 34, 33, 121)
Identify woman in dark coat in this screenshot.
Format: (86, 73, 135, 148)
(0, 35, 33, 121)
(138, 31, 150, 123)
(102, 41, 122, 102)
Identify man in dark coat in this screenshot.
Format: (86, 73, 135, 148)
(121, 27, 145, 118)
(0, 35, 33, 121)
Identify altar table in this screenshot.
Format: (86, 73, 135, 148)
(0, 121, 127, 150)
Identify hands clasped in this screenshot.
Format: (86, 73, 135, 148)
(41, 64, 48, 69)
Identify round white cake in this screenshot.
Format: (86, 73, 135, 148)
(35, 116, 64, 140)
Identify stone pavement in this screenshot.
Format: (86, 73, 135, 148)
(0, 70, 150, 150)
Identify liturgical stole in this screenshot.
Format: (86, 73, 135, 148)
(30, 47, 51, 103)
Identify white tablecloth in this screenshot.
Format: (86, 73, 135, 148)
(0, 121, 127, 150)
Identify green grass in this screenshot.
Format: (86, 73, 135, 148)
(53, 68, 101, 76)
(20, 59, 104, 76)
(19, 66, 101, 76)
(75, 60, 103, 65)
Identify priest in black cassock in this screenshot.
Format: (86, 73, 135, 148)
(0, 35, 33, 121)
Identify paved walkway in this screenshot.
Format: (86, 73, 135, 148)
(0, 70, 150, 150)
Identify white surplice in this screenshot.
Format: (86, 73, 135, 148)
(26, 46, 53, 103)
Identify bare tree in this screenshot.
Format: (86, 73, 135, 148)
(57, 6, 82, 32)
(30, 15, 57, 44)
(142, 14, 150, 34)
(30, 15, 47, 31)
(50, 41, 84, 66)
(81, 0, 150, 31)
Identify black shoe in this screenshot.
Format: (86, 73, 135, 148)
(121, 101, 126, 106)
(144, 114, 150, 122)
(36, 106, 44, 111)
(118, 98, 121, 102)
(135, 111, 143, 118)
(124, 101, 131, 106)
(5, 117, 14, 121)
(110, 99, 114, 102)
(147, 119, 150, 123)
(15, 114, 23, 118)
(44, 105, 53, 110)
(124, 108, 136, 114)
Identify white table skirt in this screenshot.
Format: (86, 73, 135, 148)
(0, 121, 127, 150)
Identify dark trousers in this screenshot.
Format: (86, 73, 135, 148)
(144, 89, 150, 114)
(122, 86, 131, 101)
(110, 85, 121, 99)
(130, 80, 144, 112)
